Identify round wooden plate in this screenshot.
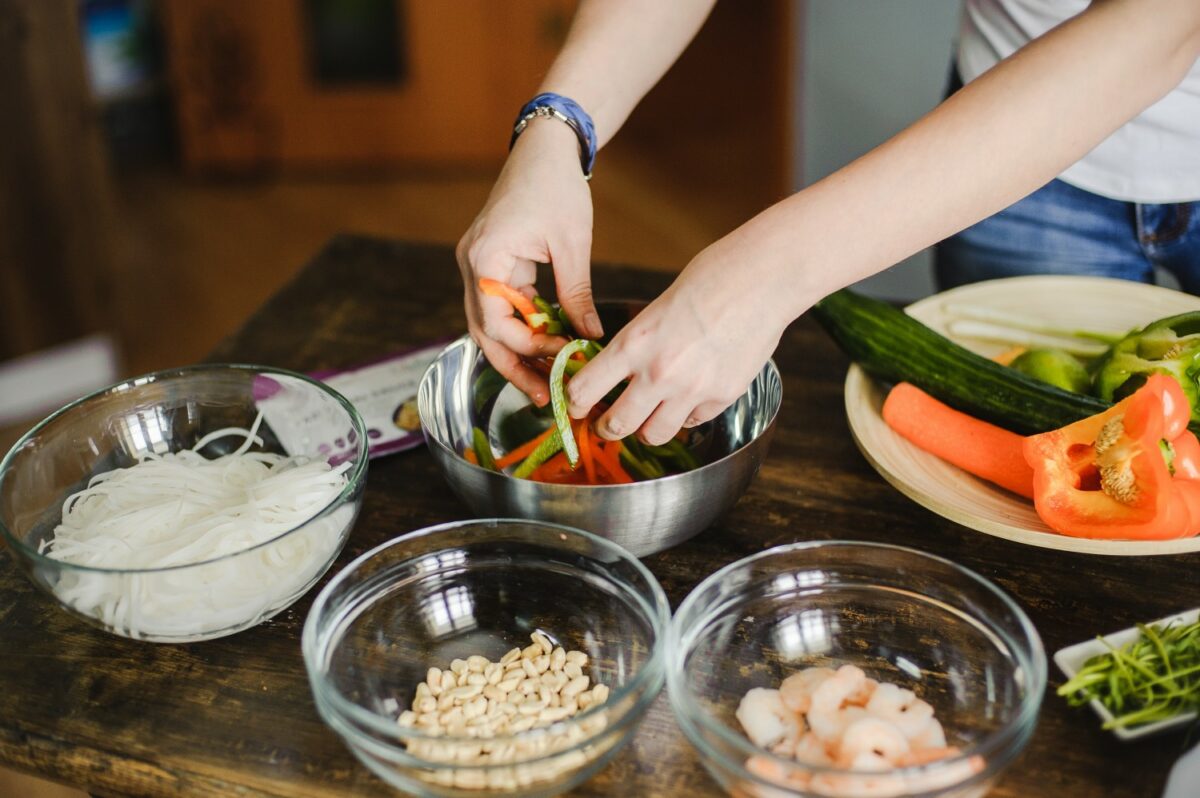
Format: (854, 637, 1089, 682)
(844, 275, 1200, 556)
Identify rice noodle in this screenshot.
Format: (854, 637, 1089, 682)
(41, 415, 354, 641)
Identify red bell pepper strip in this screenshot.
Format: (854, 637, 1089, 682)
(1171, 432, 1200, 480)
(577, 419, 597, 484)
(1022, 374, 1200, 540)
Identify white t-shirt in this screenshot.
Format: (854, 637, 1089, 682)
(958, 0, 1200, 203)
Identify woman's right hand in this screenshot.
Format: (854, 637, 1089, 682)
(456, 119, 604, 406)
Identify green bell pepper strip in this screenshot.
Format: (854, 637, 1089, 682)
(532, 296, 556, 316)
(646, 439, 701, 472)
(619, 437, 666, 480)
(1094, 311, 1200, 423)
(527, 312, 564, 335)
(549, 339, 595, 467)
(512, 429, 563, 479)
(472, 427, 498, 471)
(472, 366, 508, 416)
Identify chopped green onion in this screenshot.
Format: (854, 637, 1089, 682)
(1057, 618, 1200, 729)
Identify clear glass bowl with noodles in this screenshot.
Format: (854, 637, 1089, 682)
(0, 364, 367, 642)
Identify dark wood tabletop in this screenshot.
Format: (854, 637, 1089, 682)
(1, 236, 1197, 798)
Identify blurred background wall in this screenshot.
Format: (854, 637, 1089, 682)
(0, 1, 960, 535)
(0, 5, 959, 789)
(0, 0, 965, 450)
(798, 0, 959, 301)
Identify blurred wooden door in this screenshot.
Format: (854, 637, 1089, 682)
(0, 0, 121, 361)
(161, 0, 577, 171)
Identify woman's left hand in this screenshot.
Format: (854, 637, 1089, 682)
(566, 238, 791, 445)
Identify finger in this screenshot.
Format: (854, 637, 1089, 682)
(638, 399, 695, 446)
(481, 297, 563, 357)
(594, 378, 662, 441)
(550, 235, 603, 339)
(684, 400, 729, 428)
(566, 346, 630, 419)
(474, 332, 550, 406)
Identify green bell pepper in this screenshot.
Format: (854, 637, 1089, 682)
(1093, 311, 1200, 422)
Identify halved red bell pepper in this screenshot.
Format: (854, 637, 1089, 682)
(1023, 374, 1200, 540)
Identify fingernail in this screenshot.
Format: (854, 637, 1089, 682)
(584, 312, 603, 337)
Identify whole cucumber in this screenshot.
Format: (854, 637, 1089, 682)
(812, 290, 1116, 435)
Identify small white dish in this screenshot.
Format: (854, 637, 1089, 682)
(1054, 608, 1200, 741)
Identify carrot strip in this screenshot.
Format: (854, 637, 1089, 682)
(478, 278, 540, 322)
(495, 426, 556, 469)
(463, 448, 478, 465)
(578, 420, 597, 484)
(992, 346, 1027, 366)
(882, 382, 1034, 498)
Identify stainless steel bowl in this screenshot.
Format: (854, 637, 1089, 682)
(418, 302, 782, 557)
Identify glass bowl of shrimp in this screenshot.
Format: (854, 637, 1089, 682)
(666, 540, 1046, 798)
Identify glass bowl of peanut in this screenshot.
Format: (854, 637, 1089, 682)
(301, 518, 670, 796)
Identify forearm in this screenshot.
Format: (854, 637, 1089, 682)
(723, 0, 1200, 321)
(538, 0, 717, 146)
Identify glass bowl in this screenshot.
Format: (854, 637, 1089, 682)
(418, 302, 783, 558)
(302, 519, 670, 797)
(667, 541, 1046, 798)
(0, 364, 367, 642)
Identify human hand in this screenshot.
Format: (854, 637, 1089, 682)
(456, 120, 604, 406)
(566, 238, 791, 445)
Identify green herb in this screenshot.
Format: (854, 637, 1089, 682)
(1057, 618, 1200, 729)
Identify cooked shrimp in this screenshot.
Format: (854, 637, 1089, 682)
(808, 665, 870, 741)
(894, 745, 960, 768)
(745, 754, 808, 797)
(847, 677, 878, 707)
(837, 717, 910, 767)
(900, 753, 986, 795)
(780, 667, 835, 714)
(792, 732, 837, 767)
(907, 717, 947, 750)
(736, 688, 799, 749)
(864, 683, 935, 739)
(810, 768, 905, 798)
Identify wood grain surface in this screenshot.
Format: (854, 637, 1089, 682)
(1, 236, 1197, 797)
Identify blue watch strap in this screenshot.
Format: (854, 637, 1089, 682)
(510, 92, 597, 180)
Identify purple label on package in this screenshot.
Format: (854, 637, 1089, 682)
(258, 340, 450, 460)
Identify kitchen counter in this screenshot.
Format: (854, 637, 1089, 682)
(0, 235, 1194, 797)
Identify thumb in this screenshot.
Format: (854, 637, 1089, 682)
(551, 236, 603, 339)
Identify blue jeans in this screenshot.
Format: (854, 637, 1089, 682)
(935, 178, 1200, 294)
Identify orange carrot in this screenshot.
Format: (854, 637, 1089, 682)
(577, 420, 597, 484)
(463, 448, 478, 465)
(495, 426, 556, 469)
(993, 346, 1027, 366)
(882, 382, 1034, 499)
(478, 278, 539, 322)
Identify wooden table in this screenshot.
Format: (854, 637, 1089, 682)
(1, 236, 1197, 797)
